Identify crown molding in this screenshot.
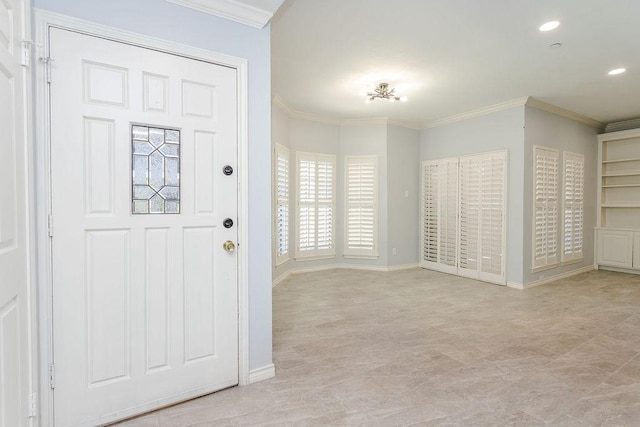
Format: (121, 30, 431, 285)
(273, 95, 423, 129)
(273, 95, 342, 125)
(604, 117, 640, 133)
(525, 97, 603, 129)
(388, 119, 424, 131)
(165, 0, 276, 29)
(422, 97, 529, 129)
(273, 94, 602, 131)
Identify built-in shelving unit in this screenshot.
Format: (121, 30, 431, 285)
(596, 129, 640, 272)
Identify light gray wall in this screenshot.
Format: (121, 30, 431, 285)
(387, 125, 420, 266)
(523, 106, 599, 285)
(420, 106, 526, 285)
(35, 0, 273, 371)
(288, 117, 341, 270)
(339, 124, 389, 267)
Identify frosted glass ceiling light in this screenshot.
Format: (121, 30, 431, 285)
(608, 68, 626, 75)
(365, 82, 407, 102)
(539, 20, 560, 31)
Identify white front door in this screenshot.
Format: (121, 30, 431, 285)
(49, 28, 239, 426)
(0, 1, 32, 426)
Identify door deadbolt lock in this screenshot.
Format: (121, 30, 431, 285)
(223, 240, 236, 252)
(223, 218, 234, 228)
(223, 165, 233, 176)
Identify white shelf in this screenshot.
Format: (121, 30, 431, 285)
(602, 172, 640, 177)
(598, 129, 640, 233)
(602, 157, 640, 164)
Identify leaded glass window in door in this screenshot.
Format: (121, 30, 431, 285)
(132, 125, 180, 214)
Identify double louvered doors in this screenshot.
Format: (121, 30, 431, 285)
(421, 151, 507, 285)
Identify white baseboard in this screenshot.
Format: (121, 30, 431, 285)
(272, 270, 292, 287)
(248, 364, 275, 384)
(507, 265, 595, 290)
(272, 263, 419, 286)
(596, 265, 640, 276)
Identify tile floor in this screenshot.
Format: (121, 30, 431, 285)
(116, 268, 640, 426)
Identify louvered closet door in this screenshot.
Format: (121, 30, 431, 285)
(478, 151, 506, 284)
(421, 161, 439, 269)
(458, 151, 506, 284)
(438, 158, 459, 274)
(423, 151, 507, 285)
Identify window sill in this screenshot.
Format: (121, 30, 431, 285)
(561, 257, 583, 266)
(294, 254, 336, 262)
(343, 254, 379, 260)
(530, 263, 560, 274)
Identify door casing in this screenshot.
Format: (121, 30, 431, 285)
(32, 10, 250, 426)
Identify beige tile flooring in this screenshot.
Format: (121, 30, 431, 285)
(117, 268, 640, 426)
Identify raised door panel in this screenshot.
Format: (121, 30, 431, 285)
(596, 230, 633, 268)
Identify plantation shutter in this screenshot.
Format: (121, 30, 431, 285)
(275, 144, 289, 265)
(296, 152, 336, 260)
(345, 156, 378, 258)
(458, 151, 506, 283)
(562, 152, 584, 263)
(458, 155, 481, 278)
(298, 157, 316, 253)
(479, 151, 506, 282)
(421, 161, 439, 267)
(422, 151, 506, 284)
(438, 158, 459, 274)
(317, 159, 334, 251)
(533, 146, 559, 270)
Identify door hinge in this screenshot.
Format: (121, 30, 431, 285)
(41, 57, 53, 83)
(47, 214, 53, 237)
(21, 44, 30, 67)
(21, 40, 40, 67)
(49, 365, 55, 389)
(28, 392, 37, 418)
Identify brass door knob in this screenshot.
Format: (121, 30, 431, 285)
(223, 240, 236, 252)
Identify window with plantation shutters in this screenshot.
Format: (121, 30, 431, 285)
(562, 152, 584, 263)
(296, 152, 336, 260)
(274, 144, 289, 266)
(533, 146, 559, 270)
(344, 156, 378, 258)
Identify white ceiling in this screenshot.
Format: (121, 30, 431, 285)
(271, 0, 640, 125)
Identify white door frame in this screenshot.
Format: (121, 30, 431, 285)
(33, 10, 250, 426)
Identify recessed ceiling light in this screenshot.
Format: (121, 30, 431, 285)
(539, 20, 560, 32)
(608, 68, 626, 76)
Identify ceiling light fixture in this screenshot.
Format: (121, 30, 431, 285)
(608, 68, 626, 76)
(365, 82, 408, 103)
(539, 20, 560, 32)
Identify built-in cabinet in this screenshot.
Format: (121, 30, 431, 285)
(596, 129, 640, 273)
